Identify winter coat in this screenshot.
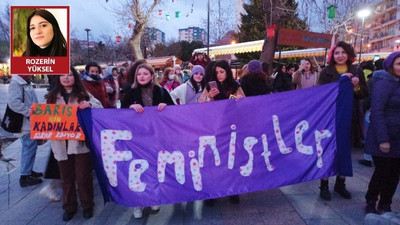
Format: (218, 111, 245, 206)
(273, 72, 293, 92)
(292, 70, 319, 89)
(50, 93, 102, 161)
(318, 64, 369, 147)
(189, 54, 211, 69)
(318, 64, 368, 98)
(240, 74, 271, 96)
(7, 75, 38, 133)
(103, 66, 119, 108)
(121, 85, 174, 108)
(170, 81, 203, 104)
(82, 72, 110, 108)
(365, 75, 400, 158)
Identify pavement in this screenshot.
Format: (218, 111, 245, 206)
(1, 83, 400, 224)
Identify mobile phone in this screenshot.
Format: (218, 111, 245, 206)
(208, 81, 218, 90)
(300, 59, 306, 65)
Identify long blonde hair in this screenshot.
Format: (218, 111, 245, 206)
(132, 63, 158, 88)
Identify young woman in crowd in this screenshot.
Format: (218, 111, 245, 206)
(103, 66, 119, 108)
(292, 58, 319, 89)
(273, 63, 294, 92)
(317, 41, 368, 201)
(199, 60, 245, 102)
(170, 65, 206, 104)
(204, 61, 217, 84)
(117, 67, 128, 100)
(81, 62, 110, 108)
(240, 59, 271, 96)
(271, 64, 286, 92)
(121, 63, 174, 218)
(173, 65, 184, 84)
(45, 66, 102, 221)
(198, 60, 245, 205)
(364, 51, 400, 214)
(159, 67, 180, 92)
(122, 59, 147, 94)
(23, 9, 67, 57)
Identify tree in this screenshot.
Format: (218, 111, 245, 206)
(202, 0, 235, 44)
(0, 4, 10, 42)
(179, 41, 204, 62)
(109, 0, 162, 60)
(0, 3, 10, 62)
(234, 0, 266, 63)
(297, 0, 373, 35)
(259, 0, 307, 73)
(152, 43, 167, 57)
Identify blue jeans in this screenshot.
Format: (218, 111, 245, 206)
(20, 133, 38, 176)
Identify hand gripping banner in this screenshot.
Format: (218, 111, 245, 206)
(78, 77, 353, 207)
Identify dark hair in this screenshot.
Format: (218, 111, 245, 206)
(45, 65, 89, 104)
(24, 9, 67, 56)
(85, 61, 101, 73)
(360, 60, 374, 71)
(204, 61, 216, 83)
(189, 74, 206, 93)
(328, 41, 356, 67)
(286, 63, 295, 71)
(274, 63, 286, 75)
(127, 59, 146, 84)
(374, 59, 384, 70)
(242, 69, 267, 83)
(208, 60, 239, 95)
(162, 67, 174, 81)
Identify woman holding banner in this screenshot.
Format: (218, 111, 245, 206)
(23, 9, 67, 57)
(45, 66, 102, 221)
(198, 60, 245, 205)
(364, 51, 400, 214)
(121, 63, 174, 219)
(318, 41, 368, 201)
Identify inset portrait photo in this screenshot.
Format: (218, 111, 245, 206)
(11, 6, 69, 75)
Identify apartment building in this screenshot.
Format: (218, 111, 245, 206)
(178, 27, 207, 44)
(364, 0, 400, 53)
(144, 27, 166, 49)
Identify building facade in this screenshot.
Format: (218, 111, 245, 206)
(144, 27, 166, 49)
(178, 27, 207, 44)
(365, 0, 400, 53)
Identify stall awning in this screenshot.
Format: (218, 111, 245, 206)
(146, 56, 182, 70)
(193, 41, 391, 61)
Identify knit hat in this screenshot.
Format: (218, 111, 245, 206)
(191, 65, 205, 76)
(383, 51, 400, 71)
(119, 67, 126, 73)
(248, 60, 263, 73)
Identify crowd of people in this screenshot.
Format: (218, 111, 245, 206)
(3, 8, 400, 221)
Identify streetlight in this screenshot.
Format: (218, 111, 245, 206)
(84, 28, 91, 62)
(357, 9, 371, 64)
(207, 0, 210, 56)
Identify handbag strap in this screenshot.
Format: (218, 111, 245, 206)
(21, 84, 25, 103)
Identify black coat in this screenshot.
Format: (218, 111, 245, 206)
(121, 85, 174, 108)
(240, 75, 271, 96)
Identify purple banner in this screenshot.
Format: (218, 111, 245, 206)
(78, 79, 353, 207)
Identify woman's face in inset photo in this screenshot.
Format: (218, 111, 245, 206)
(29, 15, 54, 49)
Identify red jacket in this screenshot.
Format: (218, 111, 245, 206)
(82, 80, 110, 108)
